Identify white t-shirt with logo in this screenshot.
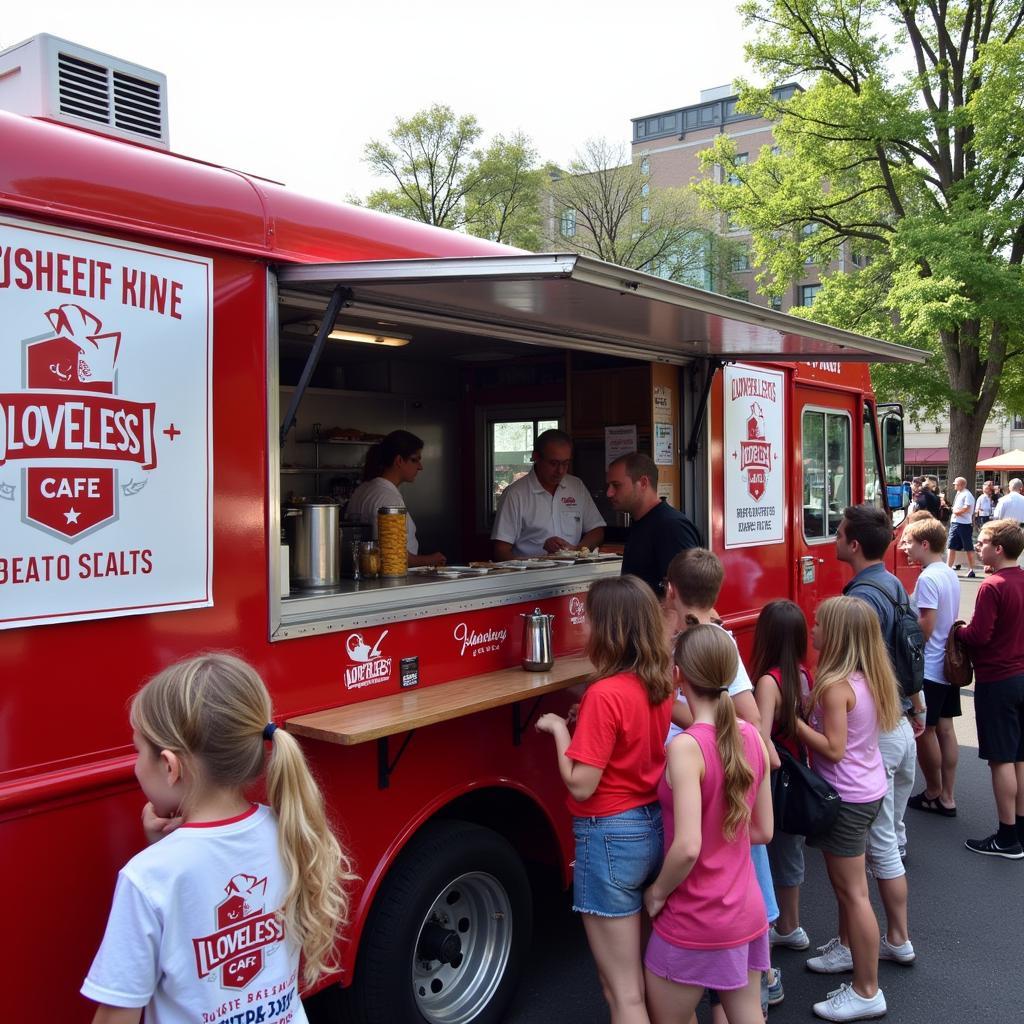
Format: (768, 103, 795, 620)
(912, 561, 961, 685)
(952, 488, 975, 524)
(82, 805, 307, 1024)
(491, 469, 605, 557)
(346, 476, 418, 553)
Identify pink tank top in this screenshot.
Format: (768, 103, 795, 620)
(808, 671, 886, 803)
(652, 720, 768, 950)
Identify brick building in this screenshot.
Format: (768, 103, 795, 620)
(629, 83, 834, 308)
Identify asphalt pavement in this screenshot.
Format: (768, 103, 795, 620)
(506, 574, 1024, 1024)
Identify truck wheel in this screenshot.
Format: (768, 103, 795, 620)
(342, 819, 532, 1024)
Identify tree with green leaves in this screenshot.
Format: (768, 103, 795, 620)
(547, 139, 739, 288)
(362, 105, 544, 249)
(699, 0, 1024, 486)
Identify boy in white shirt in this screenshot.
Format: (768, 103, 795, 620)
(901, 515, 962, 814)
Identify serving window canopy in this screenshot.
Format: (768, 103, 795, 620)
(277, 253, 927, 366)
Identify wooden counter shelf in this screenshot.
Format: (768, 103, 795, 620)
(286, 654, 593, 788)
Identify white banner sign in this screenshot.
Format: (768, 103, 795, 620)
(724, 364, 785, 548)
(0, 217, 213, 629)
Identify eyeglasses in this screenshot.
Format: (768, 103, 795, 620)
(541, 459, 571, 470)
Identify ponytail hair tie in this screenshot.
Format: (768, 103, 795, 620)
(718, 686, 730, 695)
(263, 722, 278, 741)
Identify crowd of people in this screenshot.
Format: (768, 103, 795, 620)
(533, 495, 1024, 1024)
(76, 446, 1024, 1024)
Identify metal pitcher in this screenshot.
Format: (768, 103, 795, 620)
(520, 607, 555, 672)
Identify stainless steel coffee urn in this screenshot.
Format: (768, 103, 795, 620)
(520, 607, 555, 671)
(283, 498, 341, 590)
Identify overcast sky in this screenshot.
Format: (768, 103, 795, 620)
(4, 0, 754, 204)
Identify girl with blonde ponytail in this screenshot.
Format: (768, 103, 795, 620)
(795, 596, 898, 1021)
(641, 625, 774, 1024)
(83, 654, 355, 1024)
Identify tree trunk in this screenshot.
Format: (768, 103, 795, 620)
(946, 405, 986, 492)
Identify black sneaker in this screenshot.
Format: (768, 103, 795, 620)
(965, 833, 1024, 859)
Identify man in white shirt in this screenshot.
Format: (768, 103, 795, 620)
(994, 478, 1024, 524)
(491, 429, 605, 559)
(902, 514, 962, 815)
(946, 477, 977, 577)
(995, 479, 1024, 567)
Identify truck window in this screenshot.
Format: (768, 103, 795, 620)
(802, 409, 851, 541)
(490, 417, 560, 516)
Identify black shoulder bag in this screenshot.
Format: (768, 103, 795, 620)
(771, 742, 842, 838)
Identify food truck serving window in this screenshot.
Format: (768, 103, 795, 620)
(269, 255, 926, 641)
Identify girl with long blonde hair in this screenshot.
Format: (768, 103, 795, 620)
(537, 575, 674, 1024)
(795, 597, 900, 1021)
(641, 624, 773, 1024)
(83, 654, 355, 1024)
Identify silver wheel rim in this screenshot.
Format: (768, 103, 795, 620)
(411, 870, 513, 1024)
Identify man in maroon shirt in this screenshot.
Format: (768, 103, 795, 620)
(958, 520, 1024, 859)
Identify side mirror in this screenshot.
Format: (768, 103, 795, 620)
(878, 407, 905, 487)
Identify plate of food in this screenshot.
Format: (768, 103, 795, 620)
(545, 547, 622, 562)
(443, 565, 489, 575)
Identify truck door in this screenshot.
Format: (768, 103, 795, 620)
(794, 389, 855, 624)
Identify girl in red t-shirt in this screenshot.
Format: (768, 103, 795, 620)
(751, 599, 813, 953)
(642, 625, 773, 1024)
(537, 575, 674, 1024)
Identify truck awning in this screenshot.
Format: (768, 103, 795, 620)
(276, 253, 927, 365)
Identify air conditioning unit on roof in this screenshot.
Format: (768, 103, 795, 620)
(0, 33, 168, 149)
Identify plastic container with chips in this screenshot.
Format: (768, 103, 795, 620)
(377, 506, 409, 577)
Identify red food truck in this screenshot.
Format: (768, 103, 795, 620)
(0, 35, 923, 1024)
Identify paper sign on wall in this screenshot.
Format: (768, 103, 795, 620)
(724, 364, 785, 548)
(653, 385, 672, 422)
(604, 425, 637, 467)
(654, 422, 674, 465)
(0, 217, 214, 629)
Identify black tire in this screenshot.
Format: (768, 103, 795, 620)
(340, 819, 533, 1024)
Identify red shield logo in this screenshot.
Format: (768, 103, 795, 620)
(1, 304, 157, 541)
(192, 873, 286, 990)
(214, 886, 265, 989)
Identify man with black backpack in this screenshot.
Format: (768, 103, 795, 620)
(806, 504, 928, 977)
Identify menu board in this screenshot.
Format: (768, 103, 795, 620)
(0, 217, 214, 629)
(723, 364, 785, 548)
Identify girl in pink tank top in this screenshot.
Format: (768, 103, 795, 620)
(794, 597, 902, 1020)
(642, 625, 773, 1024)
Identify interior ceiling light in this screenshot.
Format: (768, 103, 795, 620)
(327, 328, 411, 347)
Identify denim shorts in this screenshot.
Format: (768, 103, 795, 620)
(572, 802, 663, 917)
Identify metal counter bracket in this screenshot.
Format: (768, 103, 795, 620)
(377, 731, 415, 789)
(512, 697, 545, 746)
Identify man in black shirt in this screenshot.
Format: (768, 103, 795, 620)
(606, 452, 702, 597)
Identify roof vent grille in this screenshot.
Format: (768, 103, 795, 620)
(57, 52, 112, 125)
(0, 34, 169, 149)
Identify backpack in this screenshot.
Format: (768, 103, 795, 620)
(843, 578, 925, 692)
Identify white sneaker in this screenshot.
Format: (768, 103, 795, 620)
(769, 924, 810, 949)
(813, 983, 887, 1021)
(879, 935, 916, 964)
(807, 937, 853, 973)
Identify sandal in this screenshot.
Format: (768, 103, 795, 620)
(907, 791, 957, 817)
